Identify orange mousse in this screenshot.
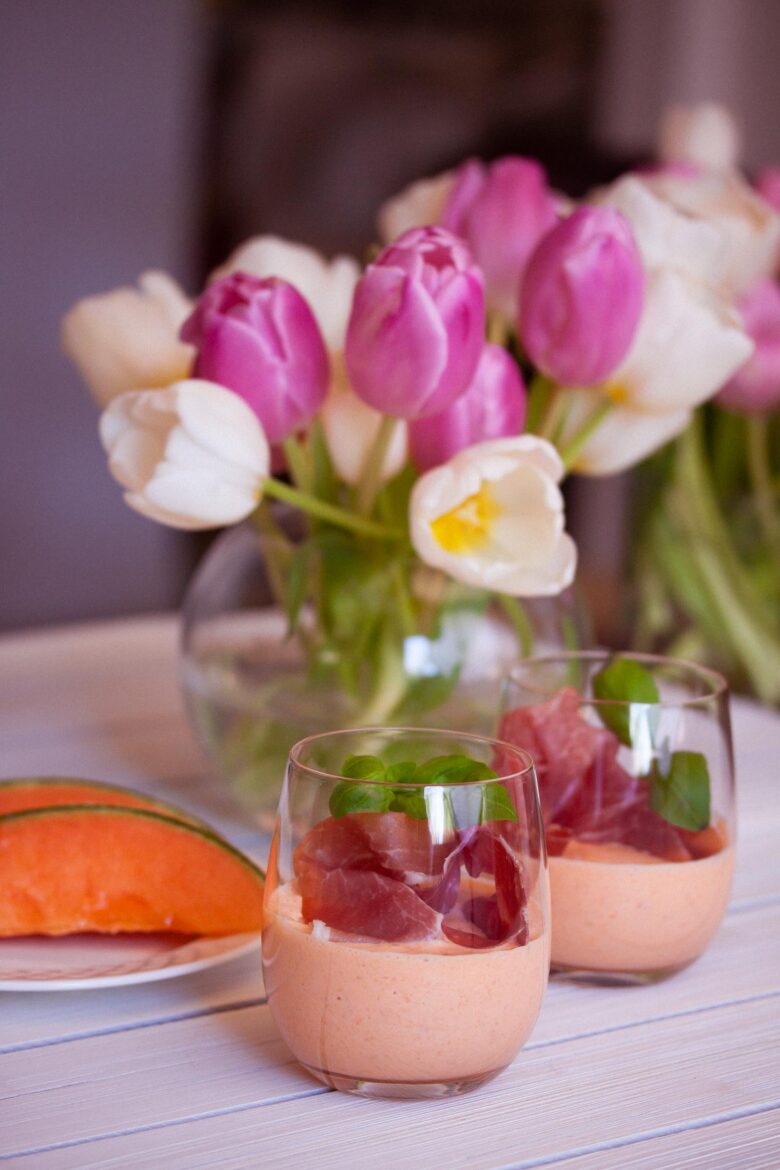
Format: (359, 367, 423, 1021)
(262, 883, 549, 1086)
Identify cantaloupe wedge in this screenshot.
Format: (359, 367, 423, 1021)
(0, 806, 264, 937)
(0, 777, 206, 828)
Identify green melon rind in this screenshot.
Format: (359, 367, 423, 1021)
(0, 804, 266, 882)
(0, 777, 213, 832)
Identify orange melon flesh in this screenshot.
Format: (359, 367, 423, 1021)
(0, 777, 206, 828)
(0, 806, 264, 937)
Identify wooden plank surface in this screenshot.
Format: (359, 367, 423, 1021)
(1, 617, 779, 1169)
(4, 997, 778, 1170)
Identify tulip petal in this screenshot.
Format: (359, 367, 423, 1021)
(345, 265, 449, 417)
(99, 380, 269, 530)
(611, 269, 753, 413)
(557, 392, 692, 476)
(211, 235, 360, 351)
(62, 271, 194, 408)
(410, 436, 576, 597)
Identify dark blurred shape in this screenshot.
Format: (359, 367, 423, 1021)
(199, 0, 612, 271)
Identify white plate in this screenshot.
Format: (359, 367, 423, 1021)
(0, 932, 260, 991)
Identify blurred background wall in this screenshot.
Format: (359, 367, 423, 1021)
(2, 0, 779, 632)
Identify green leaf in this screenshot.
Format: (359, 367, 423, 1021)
(342, 755, 386, 781)
(309, 419, 339, 504)
(284, 543, 311, 637)
(329, 781, 392, 818)
(385, 761, 418, 784)
(480, 782, 518, 823)
(389, 789, 428, 820)
(390, 668, 462, 721)
(414, 754, 498, 786)
(649, 750, 711, 831)
(592, 657, 660, 745)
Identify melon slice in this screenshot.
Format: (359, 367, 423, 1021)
(0, 777, 207, 828)
(0, 806, 264, 937)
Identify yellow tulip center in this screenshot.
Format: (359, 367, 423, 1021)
(605, 381, 628, 405)
(430, 486, 499, 553)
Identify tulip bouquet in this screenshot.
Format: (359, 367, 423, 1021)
(62, 102, 779, 806)
(631, 108, 780, 705)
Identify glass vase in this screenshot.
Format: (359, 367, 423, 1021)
(180, 515, 589, 828)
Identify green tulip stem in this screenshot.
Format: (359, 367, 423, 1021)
(262, 477, 404, 541)
(746, 414, 780, 561)
(525, 374, 554, 435)
(499, 595, 534, 657)
(281, 435, 312, 492)
(673, 416, 780, 704)
(356, 416, 401, 517)
(558, 398, 614, 471)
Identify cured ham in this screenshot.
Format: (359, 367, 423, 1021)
(500, 689, 693, 861)
(293, 812, 528, 948)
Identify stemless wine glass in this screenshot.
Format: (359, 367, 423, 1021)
(500, 652, 736, 984)
(261, 726, 550, 1099)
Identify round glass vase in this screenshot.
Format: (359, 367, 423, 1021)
(179, 516, 589, 829)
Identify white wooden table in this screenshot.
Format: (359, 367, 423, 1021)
(1, 615, 778, 1169)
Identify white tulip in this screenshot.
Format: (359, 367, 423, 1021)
(606, 267, 753, 414)
(61, 271, 194, 408)
(557, 392, 692, 477)
(657, 102, 740, 173)
(410, 436, 576, 597)
(643, 168, 780, 296)
(99, 380, 270, 530)
(211, 235, 359, 351)
(377, 171, 455, 244)
(319, 357, 408, 486)
(594, 175, 725, 290)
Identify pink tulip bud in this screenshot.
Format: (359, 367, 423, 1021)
(755, 167, 780, 214)
(181, 272, 329, 444)
(717, 279, 780, 414)
(440, 157, 558, 319)
(344, 226, 485, 419)
(519, 207, 645, 388)
(409, 344, 526, 471)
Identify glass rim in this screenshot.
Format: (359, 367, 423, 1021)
(506, 650, 729, 707)
(288, 725, 536, 789)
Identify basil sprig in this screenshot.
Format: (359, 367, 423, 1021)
(591, 656, 711, 832)
(328, 753, 517, 823)
(592, 657, 660, 745)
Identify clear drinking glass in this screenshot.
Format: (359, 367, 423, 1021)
(500, 652, 736, 984)
(262, 727, 550, 1099)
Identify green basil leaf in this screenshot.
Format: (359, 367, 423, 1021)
(329, 781, 392, 819)
(341, 755, 386, 781)
(480, 782, 518, 823)
(649, 750, 711, 831)
(385, 761, 418, 784)
(592, 657, 660, 746)
(414, 754, 498, 786)
(390, 789, 428, 820)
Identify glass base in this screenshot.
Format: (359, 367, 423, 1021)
(301, 1062, 503, 1099)
(550, 959, 693, 986)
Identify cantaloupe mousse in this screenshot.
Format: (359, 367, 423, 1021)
(0, 778, 264, 936)
(500, 686, 734, 978)
(262, 811, 549, 1091)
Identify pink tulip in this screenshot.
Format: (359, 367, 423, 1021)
(409, 344, 526, 471)
(717, 279, 780, 414)
(181, 272, 329, 444)
(755, 167, 780, 215)
(440, 157, 558, 318)
(344, 226, 485, 419)
(519, 207, 645, 388)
